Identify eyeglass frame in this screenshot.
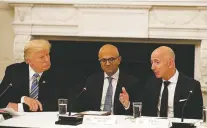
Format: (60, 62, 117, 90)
(99, 56, 120, 64)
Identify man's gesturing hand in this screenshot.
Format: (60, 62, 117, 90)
(119, 87, 130, 108)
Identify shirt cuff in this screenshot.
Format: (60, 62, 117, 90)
(21, 96, 25, 103)
(124, 102, 130, 110)
(18, 103, 24, 112)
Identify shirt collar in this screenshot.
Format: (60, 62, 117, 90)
(29, 65, 43, 80)
(163, 69, 179, 84)
(104, 68, 119, 80)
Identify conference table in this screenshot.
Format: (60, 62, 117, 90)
(0, 112, 205, 128)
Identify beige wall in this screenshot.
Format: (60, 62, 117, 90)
(0, 3, 14, 80)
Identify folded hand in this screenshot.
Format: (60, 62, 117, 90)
(24, 96, 43, 111)
(6, 102, 18, 111)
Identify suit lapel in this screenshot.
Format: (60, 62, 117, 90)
(96, 73, 105, 108)
(114, 72, 123, 106)
(39, 70, 49, 85)
(20, 63, 30, 96)
(114, 72, 122, 110)
(155, 79, 162, 110)
(174, 73, 183, 107)
(113, 72, 127, 114)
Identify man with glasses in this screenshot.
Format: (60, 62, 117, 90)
(0, 39, 64, 112)
(84, 44, 141, 115)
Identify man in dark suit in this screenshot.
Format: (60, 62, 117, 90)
(142, 46, 203, 119)
(0, 39, 62, 112)
(84, 44, 141, 115)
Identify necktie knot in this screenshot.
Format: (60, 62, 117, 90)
(107, 77, 113, 83)
(163, 81, 171, 86)
(33, 73, 39, 79)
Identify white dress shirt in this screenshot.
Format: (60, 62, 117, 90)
(100, 69, 120, 114)
(157, 69, 179, 118)
(17, 65, 42, 112)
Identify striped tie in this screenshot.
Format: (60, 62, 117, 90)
(30, 73, 40, 99)
(103, 77, 113, 112)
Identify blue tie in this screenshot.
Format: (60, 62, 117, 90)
(103, 77, 113, 112)
(30, 73, 39, 99)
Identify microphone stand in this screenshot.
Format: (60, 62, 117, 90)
(172, 91, 194, 128)
(181, 91, 192, 122)
(0, 83, 12, 98)
(0, 83, 13, 120)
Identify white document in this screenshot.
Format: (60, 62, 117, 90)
(0, 108, 23, 116)
(83, 115, 116, 125)
(79, 111, 109, 115)
(136, 117, 171, 128)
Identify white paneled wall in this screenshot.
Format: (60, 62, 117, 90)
(0, 3, 14, 79)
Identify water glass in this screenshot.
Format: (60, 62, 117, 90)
(200, 107, 207, 127)
(58, 99, 68, 115)
(133, 102, 142, 118)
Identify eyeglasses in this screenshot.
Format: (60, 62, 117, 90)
(99, 56, 119, 64)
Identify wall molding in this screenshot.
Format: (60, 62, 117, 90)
(3, 0, 207, 91)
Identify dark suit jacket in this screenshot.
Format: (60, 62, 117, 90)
(0, 62, 65, 111)
(142, 72, 203, 119)
(83, 71, 142, 115)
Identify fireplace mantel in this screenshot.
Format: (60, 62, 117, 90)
(5, 0, 207, 6)
(3, 0, 207, 91)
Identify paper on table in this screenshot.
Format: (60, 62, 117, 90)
(136, 117, 171, 128)
(78, 111, 110, 116)
(83, 115, 116, 125)
(0, 114, 4, 122)
(1, 108, 23, 116)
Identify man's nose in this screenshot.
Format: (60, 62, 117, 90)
(45, 55, 50, 62)
(106, 60, 110, 65)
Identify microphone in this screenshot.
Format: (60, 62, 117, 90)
(68, 87, 87, 116)
(0, 83, 12, 99)
(75, 88, 86, 100)
(172, 90, 194, 128)
(181, 90, 193, 122)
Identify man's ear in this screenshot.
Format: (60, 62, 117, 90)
(118, 56, 122, 62)
(25, 59, 30, 64)
(168, 59, 174, 68)
(117, 56, 122, 65)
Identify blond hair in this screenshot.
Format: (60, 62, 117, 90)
(24, 39, 51, 61)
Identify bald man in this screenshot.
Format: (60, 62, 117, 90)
(142, 46, 203, 119)
(84, 44, 141, 115)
